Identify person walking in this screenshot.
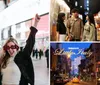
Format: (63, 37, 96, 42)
(35, 48, 38, 59)
(32, 49, 35, 58)
(38, 49, 43, 60)
(45, 49, 49, 68)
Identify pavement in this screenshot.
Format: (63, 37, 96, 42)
(32, 56, 50, 85)
(65, 81, 96, 85)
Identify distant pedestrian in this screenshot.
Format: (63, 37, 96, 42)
(32, 49, 35, 58)
(45, 49, 49, 68)
(35, 49, 38, 59)
(38, 49, 43, 59)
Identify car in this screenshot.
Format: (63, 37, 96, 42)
(72, 77, 79, 83)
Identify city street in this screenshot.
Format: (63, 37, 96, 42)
(66, 81, 96, 85)
(32, 56, 49, 85)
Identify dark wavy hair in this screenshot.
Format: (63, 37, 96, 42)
(87, 14, 95, 26)
(57, 13, 65, 22)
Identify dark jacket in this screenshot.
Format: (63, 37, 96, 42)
(57, 21, 66, 34)
(14, 26, 37, 85)
(0, 26, 37, 85)
(45, 49, 49, 58)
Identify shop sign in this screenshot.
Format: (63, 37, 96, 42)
(54, 48, 92, 56)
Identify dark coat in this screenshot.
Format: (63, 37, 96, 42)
(0, 26, 37, 85)
(57, 21, 66, 34)
(39, 49, 43, 56)
(14, 26, 37, 85)
(45, 49, 49, 58)
(35, 49, 38, 57)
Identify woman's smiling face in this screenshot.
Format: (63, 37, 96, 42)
(6, 42, 18, 57)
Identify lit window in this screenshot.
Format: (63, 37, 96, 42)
(75, 1, 78, 6)
(16, 23, 21, 29)
(80, 6, 82, 8)
(87, 0, 89, 4)
(87, 7, 89, 11)
(87, 0, 89, 6)
(87, 4, 89, 6)
(85, 12, 88, 15)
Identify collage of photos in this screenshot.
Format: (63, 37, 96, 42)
(50, 0, 100, 85)
(0, 0, 49, 85)
(0, 0, 100, 85)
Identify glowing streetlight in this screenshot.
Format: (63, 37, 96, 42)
(67, 54, 71, 58)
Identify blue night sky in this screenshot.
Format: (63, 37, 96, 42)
(51, 42, 92, 60)
(51, 42, 92, 75)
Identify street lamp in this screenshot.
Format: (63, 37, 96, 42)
(67, 54, 71, 58)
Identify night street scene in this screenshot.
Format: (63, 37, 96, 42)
(50, 42, 100, 85)
(50, 0, 100, 41)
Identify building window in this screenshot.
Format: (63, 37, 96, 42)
(87, 0, 89, 6)
(2, 28, 9, 39)
(87, 7, 89, 11)
(87, 0, 89, 4)
(16, 23, 21, 34)
(16, 23, 21, 28)
(85, 12, 89, 15)
(80, 6, 82, 8)
(75, 1, 78, 6)
(1, 29, 4, 40)
(16, 32, 21, 39)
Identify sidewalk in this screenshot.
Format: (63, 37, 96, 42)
(32, 56, 49, 85)
(80, 81, 96, 85)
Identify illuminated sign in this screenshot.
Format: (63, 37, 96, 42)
(54, 48, 92, 56)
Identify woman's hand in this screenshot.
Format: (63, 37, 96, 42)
(32, 14, 40, 28)
(56, 32, 59, 41)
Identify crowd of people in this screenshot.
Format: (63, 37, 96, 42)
(56, 8, 96, 41)
(32, 49, 43, 60)
(32, 48, 49, 68)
